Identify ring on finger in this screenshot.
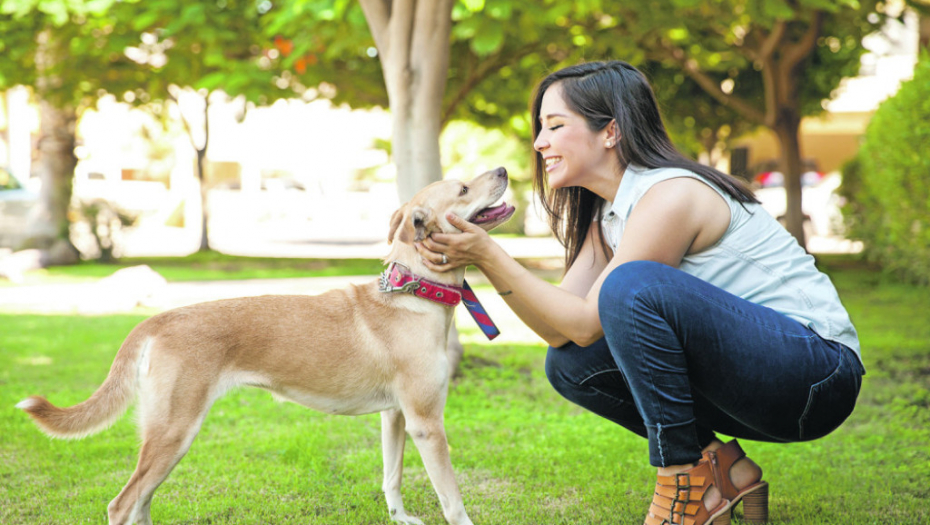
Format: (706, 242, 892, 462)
(441, 254, 448, 265)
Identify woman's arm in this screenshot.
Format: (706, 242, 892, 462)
(419, 177, 729, 347)
(458, 224, 612, 347)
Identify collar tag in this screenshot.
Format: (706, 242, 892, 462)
(378, 263, 421, 294)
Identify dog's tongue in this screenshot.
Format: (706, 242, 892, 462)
(471, 202, 515, 224)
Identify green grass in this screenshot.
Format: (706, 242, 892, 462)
(1, 254, 928, 524)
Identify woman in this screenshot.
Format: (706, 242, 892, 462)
(416, 61, 863, 525)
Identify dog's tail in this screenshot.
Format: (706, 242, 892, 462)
(16, 329, 151, 439)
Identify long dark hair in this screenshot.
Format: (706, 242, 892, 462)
(531, 60, 758, 270)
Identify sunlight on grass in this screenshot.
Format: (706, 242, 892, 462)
(15, 356, 53, 366)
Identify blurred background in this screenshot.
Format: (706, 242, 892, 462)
(1, 0, 928, 279)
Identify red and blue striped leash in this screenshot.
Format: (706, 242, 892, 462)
(460, 280, 500, 340)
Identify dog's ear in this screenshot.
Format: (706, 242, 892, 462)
(387, 206, 406, 245)
(410, 206, 437, 242)
(388, 205, 437, 245)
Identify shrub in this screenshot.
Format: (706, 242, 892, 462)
(842, 52, 930, 285)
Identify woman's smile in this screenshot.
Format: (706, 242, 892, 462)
(544, 156, 563, 172)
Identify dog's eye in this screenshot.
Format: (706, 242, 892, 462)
(460, 186, 468, 195)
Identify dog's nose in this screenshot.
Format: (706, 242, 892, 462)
(494, 167, 507, 178)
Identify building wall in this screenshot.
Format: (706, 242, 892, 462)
(735, 111, 871, 175)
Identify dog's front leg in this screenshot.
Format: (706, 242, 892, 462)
(381, 409, 424, 525)
(404, 411, 473, 525)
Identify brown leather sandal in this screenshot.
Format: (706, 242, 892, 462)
(643, 458, 731, 525)
(706, 440, 769, 524)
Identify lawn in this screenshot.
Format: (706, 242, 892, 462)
(0, 254, 927, 524)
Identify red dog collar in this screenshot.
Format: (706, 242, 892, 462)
(378, 262, 463, 307)
(378, 262, 500, 339)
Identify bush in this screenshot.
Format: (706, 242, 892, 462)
(842, 52, 930, 285)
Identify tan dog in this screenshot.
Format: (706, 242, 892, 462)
(17, 167, 515, 525)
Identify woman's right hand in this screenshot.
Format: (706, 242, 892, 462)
(416, 212, 493, 271)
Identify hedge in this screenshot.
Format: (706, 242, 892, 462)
(840, 52, 930, 285)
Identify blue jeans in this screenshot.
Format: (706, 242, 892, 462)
(546, 261, 863, 467)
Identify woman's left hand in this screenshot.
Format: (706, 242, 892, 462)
(416, 213, 492, 271)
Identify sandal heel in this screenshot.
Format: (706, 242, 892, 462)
(711, 510, 731, 525)
(741, 482, 769, 523)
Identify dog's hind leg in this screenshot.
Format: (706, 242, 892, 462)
(107, 380, 215, 525)
(380, 409, 424, 525)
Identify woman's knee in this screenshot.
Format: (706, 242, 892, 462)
(545, 343, 582, 399)
(546, 341, 644, 433)
(545, 339, 611, 402)
(598, 260, 674, 333)
(598, 260, 670, 310)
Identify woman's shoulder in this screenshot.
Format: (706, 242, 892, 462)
(621, 164, 707, 200)
(628, 164, 703, 183)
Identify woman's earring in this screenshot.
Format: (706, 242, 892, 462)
(605, 141, 613, 147)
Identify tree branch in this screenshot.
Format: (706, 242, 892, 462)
(411, 0, 453, 76)
(441, 43, 539, 127)
(167, 87, 198, 152)
(759, 20, 787, 61)
(387, 0, 414, 68)
(659, 43, 766, 124)
(782, 10, 824, 73)
(358, 0, 390, 54)
(409, 0, 453, 117)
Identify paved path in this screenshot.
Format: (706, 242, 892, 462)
(0, 236, 556, 344)
(0, 231, 859, 346)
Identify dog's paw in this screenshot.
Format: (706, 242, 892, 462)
(389, 511, 425, 525)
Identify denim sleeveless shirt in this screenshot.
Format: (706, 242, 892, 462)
(600, 164, 862, 364)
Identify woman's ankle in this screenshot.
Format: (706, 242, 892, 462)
(731, 456, 764, 489)
(656, 462, 698, 477)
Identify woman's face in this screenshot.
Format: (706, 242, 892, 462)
(534, 83, 610, 190)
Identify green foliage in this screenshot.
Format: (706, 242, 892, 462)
(264, 0, 884, 160)
(116, 0, 291, 107)
(0, 0, 141, 108)
(645, 65, 761, 160)
(0, 0, 298, 111)
(599, 0, 882, 122)
(264, 0, 600, 135)
(261, 0, 386, 107)
(842, 53, 930, 286)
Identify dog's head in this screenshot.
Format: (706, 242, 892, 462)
(387, 167, 516, 245)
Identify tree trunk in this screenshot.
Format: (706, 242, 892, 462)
(172, 88, 212, 252)
(25, 100, 80, 265)
(390, 86, 446, 201)
(197, 94, 211, 252)
(197, 146, 210, 252)
(25, 29, 80, 265)
(773, 111, 807, 247)
(360, 0, 463, 372)
(359, 0, 455, 202)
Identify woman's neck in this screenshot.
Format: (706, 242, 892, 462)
(585, 162, 627, 203)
